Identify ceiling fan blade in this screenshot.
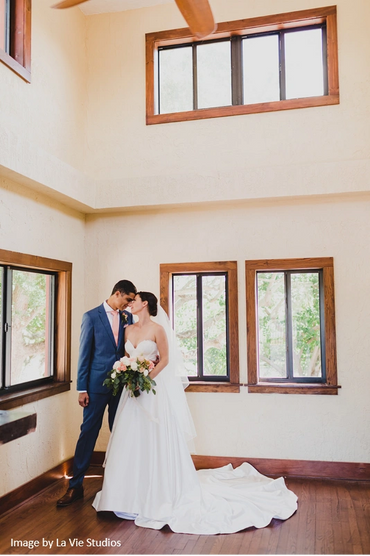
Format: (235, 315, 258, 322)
(52, 0, 88, 8)
(174, 0, 216, 38)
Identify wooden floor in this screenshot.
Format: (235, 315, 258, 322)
(1, 467, 370, 555)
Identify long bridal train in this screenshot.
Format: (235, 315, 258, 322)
(93, 339, 297, 535)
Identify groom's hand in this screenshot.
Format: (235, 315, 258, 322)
(78, 392, 89, 407)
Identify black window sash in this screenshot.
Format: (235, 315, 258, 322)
(171, 272, 230, 382)
(256, 269, 326, 384)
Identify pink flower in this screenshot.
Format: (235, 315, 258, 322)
(149, 361, 155, 370)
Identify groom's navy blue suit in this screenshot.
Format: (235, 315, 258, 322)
(69, 304, 134, 489)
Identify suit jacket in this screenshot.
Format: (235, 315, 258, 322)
(76, 304, 134, 394)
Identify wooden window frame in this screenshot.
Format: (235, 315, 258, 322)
(160, 262, 239, 393)
(0, 0, 31, 82)
(0, 250, 72, 409)
(246, 257, 339, 395)
(146, 6, 339, 125)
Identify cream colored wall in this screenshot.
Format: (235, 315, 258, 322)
(0, 2, 92, 497)
(85, 0, 370, 210)
(83, 0, 370, 461)
(0, 2, 86, 171)
(0, 1, 93, 211)
(1, 0, 370, 498)
(0, 177, 86, 497)
(86, 195, 370, 463)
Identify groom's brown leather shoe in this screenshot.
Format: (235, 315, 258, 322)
(56, 486, 84, 507)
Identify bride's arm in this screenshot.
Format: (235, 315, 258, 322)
(149, 326, 168, 380)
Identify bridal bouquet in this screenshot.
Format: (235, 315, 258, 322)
(103, 356, 157, 397)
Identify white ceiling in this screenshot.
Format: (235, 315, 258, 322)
(79, 0, 172, 15)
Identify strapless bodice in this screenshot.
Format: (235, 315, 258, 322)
(125, 339, 158, 361)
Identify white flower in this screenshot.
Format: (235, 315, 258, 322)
(144, 369, 149, 377)
(111, 371, 117, 379)
(120, 356, 130, 365)
(113, 361, 120, 370)
(131, 361, 138, 371)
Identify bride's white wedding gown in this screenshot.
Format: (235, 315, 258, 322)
(92, 339, 297, 535)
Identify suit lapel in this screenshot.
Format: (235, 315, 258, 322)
(98, 304, 116, 349)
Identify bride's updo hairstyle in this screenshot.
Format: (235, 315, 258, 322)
(137, 291, 158, 317)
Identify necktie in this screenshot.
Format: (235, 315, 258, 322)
(110, 310, 119, 345)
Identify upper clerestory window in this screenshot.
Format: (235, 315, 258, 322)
(0, 0, 31, 82)
(146, 6, 339, 124)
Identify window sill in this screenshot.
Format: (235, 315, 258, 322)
(0, 48, 31, 83)
(147, 95, 339, 125)
(248, 383, 340, 395)
(186, 382, 240, 393)
(0, 409, 37, 444)
(0, 381, 71, 410)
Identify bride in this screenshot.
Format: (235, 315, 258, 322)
(92, 292, 297, 535)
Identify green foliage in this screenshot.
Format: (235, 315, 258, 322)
(104, 362, 157, 397)
(291, 273, 321, 376)
(8, 269, 53, 384)
(257, 271, 322, 378)
(12, 270, 48, 347)
(173, 274, 227, 377)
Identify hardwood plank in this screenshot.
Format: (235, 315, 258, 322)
(1, 474, 370, 555)
(294, 479, 316, 554)
(207, 531, 245, 555)
(350, 484, 370, 555)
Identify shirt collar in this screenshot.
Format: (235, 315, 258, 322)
(104, 300, 119, 313)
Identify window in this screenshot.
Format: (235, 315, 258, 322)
(146, 6, 339, 124)
(0, 0, 31, 82)
(246, 257, 339, 395)
(0, 250, 72, 409)
(160, 262, 239, 392)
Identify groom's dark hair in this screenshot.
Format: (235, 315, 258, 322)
(111, 280, 137, 296)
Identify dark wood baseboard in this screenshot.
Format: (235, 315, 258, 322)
(0, 458, 73, 517)
(192, 455, 370, 481)
(1, 451, 369, 518)
(91, 451, 370, 481)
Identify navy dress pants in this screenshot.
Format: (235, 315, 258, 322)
(69, 391, 121, 489)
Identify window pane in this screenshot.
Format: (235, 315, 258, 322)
(291, 273, 322, 378)
(0, 267, 3, 388)
(285, 28, 324, 99)
(197, 41, 232, 109)
(10, 270, 53, 386)
(159, 46, 193, 114)
(243, 34, 280, 104)
(173, 275, 197, 376)
(0, 0, 7, 52)
(202, 275, 227, 376)
(257, 272, 287, 379)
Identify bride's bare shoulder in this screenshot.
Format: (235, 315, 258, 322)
(152, 321, 166, 340)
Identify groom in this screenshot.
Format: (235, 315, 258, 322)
(56, 279, 137, 507)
